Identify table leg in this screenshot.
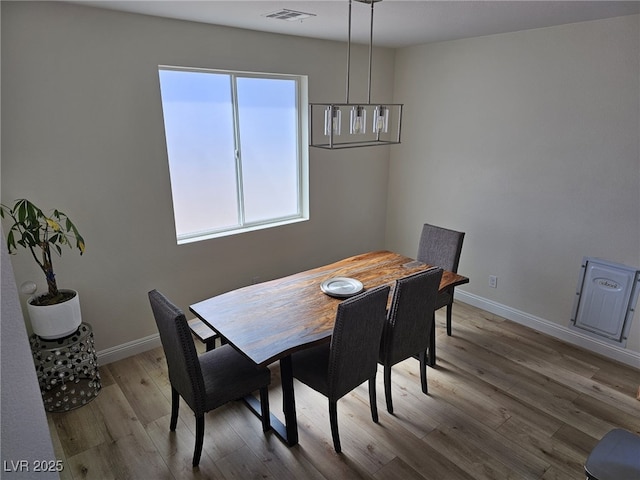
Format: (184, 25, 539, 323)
(242, 356, 299, 447)
(279, 355, 299, 446)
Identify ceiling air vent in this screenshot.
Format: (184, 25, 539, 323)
(263, 9, 316, 22)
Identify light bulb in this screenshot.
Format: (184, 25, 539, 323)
(324, 106, 341, 136)
(350, 106, 367, 134)
(373, 105, 389, 134)
(354, 116, 363, 132)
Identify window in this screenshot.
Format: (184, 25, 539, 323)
(158, 66, 309, 243)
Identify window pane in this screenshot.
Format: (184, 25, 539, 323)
(158, 66, 308, 242)
(236, 77, 299, 224)
(158, 69, 239, 237)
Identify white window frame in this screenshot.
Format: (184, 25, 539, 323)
(158, 65, 309, 244)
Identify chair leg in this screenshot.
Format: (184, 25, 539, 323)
(428, 313, 437, 367)
(193, 414, 204, 467)
(368, 376, 379, 423)
(170, 387, 179, 431)
(384, 365, 393, 414)
(446, 302, 453, 336)
(259, 386, 271, 431)
(328, 400, 341, 453)
(419, 350, 428, 395)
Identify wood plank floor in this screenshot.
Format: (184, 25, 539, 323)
(46, 302, 640, 480)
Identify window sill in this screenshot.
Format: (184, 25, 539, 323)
(177, 216, 309, 245)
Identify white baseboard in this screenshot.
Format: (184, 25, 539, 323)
(455, 290, 640, 369)
(97, 333, 161, 365)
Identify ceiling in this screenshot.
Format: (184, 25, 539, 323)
(71, 1, 640, 48)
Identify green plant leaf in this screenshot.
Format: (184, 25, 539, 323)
(1, 198, 85, 292)
(17, 201, 27, 223)
(6, 230, 15, 251)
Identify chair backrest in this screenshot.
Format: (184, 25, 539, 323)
(328, 285, 390, 401)
(417, 223, 465, 273)
(148, 290, 206, 414)
(380, 268, 443, 367)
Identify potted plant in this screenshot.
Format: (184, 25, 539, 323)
(1, 198, 86, 339)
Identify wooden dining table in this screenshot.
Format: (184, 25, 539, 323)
(190, 250, 469, 446)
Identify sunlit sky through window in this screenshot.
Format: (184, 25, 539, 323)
(159, 69, 301, 239)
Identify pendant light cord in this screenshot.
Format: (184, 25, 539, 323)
(367, 0, 374, 104)
(346, 0, 376, 105)
(346, 0, 352, 103)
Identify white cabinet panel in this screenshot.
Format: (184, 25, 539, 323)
(571, 257, 640, 346)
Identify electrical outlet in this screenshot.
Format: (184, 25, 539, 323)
(489, 275, 498, 288)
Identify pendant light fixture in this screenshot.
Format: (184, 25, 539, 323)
(309, 0, 403, 149)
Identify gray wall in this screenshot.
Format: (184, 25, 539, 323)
(2, 2, 639, 363)
(1, 1, 394, 352)
(386, 15, 640, 355)
(1, 231, 59, 479)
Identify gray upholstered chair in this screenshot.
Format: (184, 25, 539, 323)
(585, 428, 640, 480)
(148, 290, 271, 467)
(417, 223, 465, 365)
(290, 285, 390, 453)
(378, 268, 443, 414)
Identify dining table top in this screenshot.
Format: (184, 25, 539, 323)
(190, 250, 469, 367)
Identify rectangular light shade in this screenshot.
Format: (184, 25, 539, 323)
(309, 103, 403, 149)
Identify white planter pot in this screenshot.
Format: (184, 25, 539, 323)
(27, 289, 82, 339)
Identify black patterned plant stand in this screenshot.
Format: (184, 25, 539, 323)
(30, 323, 101, 412)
